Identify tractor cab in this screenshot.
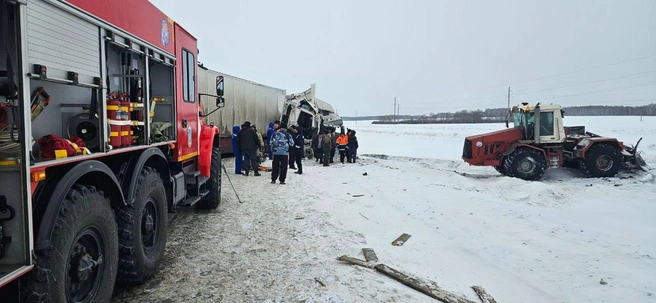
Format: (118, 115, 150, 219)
(509, 103, 566, 144)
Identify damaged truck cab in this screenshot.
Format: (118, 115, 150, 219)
(281, 83, 343, 158)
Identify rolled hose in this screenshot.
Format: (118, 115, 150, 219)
(0, 125, 34, 156)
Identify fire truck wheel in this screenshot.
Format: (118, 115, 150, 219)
(115, 166, 167, 284)
(580, 144, 621, 177)
(197, 147, 222, 209)
(504, 148, 546, 181)
(22, 185, 118, 303)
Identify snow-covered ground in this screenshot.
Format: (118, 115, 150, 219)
(112, 116, 656, 303)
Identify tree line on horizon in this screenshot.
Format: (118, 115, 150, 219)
(342, 103, 656, 124)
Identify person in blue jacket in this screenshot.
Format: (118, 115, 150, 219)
(266, 121, 275, 160)
(232, 125, 243, 174)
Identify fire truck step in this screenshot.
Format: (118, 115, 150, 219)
(182, 195, 202, 206)
(181, 190, 210, 207)
(197, 176, 209, 186)
(184, 171, 201, 179)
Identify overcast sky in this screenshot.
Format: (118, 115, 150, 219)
(151, 0, 656, 116)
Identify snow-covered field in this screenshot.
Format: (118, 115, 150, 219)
(112, 116, 656, 303)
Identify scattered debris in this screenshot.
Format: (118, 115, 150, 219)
(352, 194, 365, 197)
(600, 278, 608, 285)
(359, 212, 370, 220)
(314, 277, 327, 287)
(294, 216, 305, 220)
(337, 251, 478, 303)
(471, 285, 498, 303)
(337, 255, 374, 269)
(363, 172, 368, 176)
(362, 248, 379, 263)
(392, 233, 412, 246)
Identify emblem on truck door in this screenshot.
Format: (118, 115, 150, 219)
(161, 19, 170, 46)
(187, 127, 192, 147)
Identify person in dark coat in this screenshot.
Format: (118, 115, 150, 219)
(291, 126, 304, 174)
(347, 129, 359, 163)
(311, 132, 320, 162)
(266, 121, 275, 159)
(231, 125, 243, 174)
(236, 121, 261, 176)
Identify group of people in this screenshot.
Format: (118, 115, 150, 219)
(232, 120, 359, 185)
(311, 128, 359, 166)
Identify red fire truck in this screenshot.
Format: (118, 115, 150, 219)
(0, 0, 224, 301)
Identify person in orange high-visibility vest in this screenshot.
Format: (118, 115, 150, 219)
(336, 131, 349, 163)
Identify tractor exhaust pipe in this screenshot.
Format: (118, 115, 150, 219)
(533, 103, 541, 144)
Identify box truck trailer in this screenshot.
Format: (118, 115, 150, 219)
(199, 65, 285, 155)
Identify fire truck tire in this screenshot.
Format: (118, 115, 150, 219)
(115, 166, 167, 284)
(503, 148, 546, 181)
(22, 185, 118, 303)
(198, 147, 222, 209)
(580, 144, 621, 177)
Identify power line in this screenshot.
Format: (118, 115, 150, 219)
(428, 53, 656, 98)
(514, 70, 656, 95)
(522, 80, 656, 102)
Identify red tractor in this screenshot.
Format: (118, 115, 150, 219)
(462, 102, 647, 181)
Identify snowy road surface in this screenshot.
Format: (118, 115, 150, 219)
(112, 117, 656, 303)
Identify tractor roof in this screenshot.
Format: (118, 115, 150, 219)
(512, 103, 562, 112)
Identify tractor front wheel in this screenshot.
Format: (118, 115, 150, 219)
(494, 157, 509, 176)
(580, 144, 621, 177)
(503, 148, 547, 181)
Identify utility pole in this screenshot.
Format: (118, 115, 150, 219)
(356, 110, 358, 124)
(394, 97, 397, 123)
(507, 86, 511, 109)
(397, 103, 400, 121)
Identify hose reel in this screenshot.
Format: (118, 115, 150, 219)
(67, 113, 100, 150)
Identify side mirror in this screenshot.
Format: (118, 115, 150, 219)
(216, 76, 224, 97)
(216, 96, 225, 109)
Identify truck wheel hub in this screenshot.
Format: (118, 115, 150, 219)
(141, 198, 158, 253)
(67, 229, 104, 302)
(518, 158, 535, 173)
(596, 155, 613, 171)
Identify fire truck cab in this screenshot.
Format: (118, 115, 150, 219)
(0, 0, 224, 301)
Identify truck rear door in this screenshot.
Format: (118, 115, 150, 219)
(174, 24, 199, 162)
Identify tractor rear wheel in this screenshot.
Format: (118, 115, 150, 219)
(503, 148, 547, 181)
(580, 144, 621, 177)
